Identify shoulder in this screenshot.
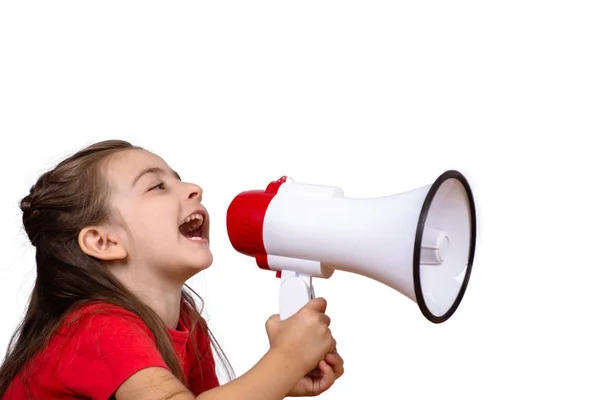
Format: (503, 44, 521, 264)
(57, 301, 166, 368)
(53, 301, 170, 398)
(5, 301, 172, 400)
(59, 301, 154, 339)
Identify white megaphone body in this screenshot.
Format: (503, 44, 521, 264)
(226, 170, 476, 323)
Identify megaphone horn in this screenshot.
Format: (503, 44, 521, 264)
(226, 170, 477, 324)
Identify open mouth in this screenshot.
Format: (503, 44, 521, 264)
(179, 212, 207, 242)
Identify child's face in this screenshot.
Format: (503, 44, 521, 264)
(104, 148, 212, 284)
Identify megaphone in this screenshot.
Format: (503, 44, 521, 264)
(226, 170, 476, 324)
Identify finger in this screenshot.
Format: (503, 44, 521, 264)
(307, 360, 329, 380)
(325, 352, 345, 377)
(316, 359, 335, 392)
(329, 337, 337, 353)
(325, 351, 343, 366)
(305, 297, 327, 313)
(319, 313, 331, 326)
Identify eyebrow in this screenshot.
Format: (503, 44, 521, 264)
(132, 167, 182, 187)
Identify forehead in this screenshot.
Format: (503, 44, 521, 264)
(105, 149, 173, 188)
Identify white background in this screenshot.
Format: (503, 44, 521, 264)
(1, 1, 598, 399)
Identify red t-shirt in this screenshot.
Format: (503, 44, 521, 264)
(3, 302, 220, 399)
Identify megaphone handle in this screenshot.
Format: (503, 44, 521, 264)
(279, 270, 314, 320)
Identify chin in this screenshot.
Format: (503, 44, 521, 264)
(185, 253, 214, 273)
(160, 250, 213, 283)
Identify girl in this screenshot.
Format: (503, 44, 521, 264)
(0, 140, 344, 399)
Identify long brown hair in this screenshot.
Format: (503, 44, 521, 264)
(0, 140, 234, 395)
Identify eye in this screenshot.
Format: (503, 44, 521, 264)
(148, 182, 165, 191)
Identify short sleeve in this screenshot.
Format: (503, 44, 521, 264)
(187, 325, 220, 395)
(56, 305, 170, 399)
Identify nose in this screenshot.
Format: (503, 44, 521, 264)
(186, 183, 203, 201)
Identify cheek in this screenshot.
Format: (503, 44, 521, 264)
(115, 199, 180, 242)
(143, 208, 180, 239)
(141, 217, 177, 238)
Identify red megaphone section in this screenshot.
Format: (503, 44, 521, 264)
(225, 177, 288, 260)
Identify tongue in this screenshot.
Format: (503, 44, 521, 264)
(179, 224, 201, 239)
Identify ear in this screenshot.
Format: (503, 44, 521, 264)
(78, 225, 128, 261)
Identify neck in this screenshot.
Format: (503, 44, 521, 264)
(134, 284, 182, 329)
(109, 265, 184, 329)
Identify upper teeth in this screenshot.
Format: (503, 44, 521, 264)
(181, 214, 205, 233)
(184, 213, 204, 224)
